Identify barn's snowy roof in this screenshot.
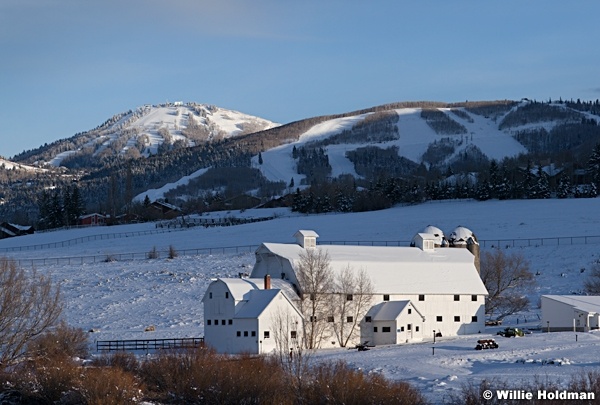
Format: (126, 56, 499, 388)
(218, 277, 299, 301)
(294, 230, 319, 238)
(256, 243, 487, 295)
(367, 301, 413, 321)
(543, 295, 600, 314)
(235, 289, 281, 319)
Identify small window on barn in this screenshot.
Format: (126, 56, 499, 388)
(347, 316, 353, 323)
(347, 294, 353, 301)
(291, 331, 297, 339)
(416, 326, 420, 332)
(419, 295, 425, 301)
(400, 326, 404, 332)
(251, 331, 256, 337)
(310, 316, 317, 323)
(365, 316, 372, 323)
(327, 316, 334, 323)
(236, 331, 241, 337)
(472, 295, 477, 301)
(472, 316, 478, 322)
(408, 308, 412, 314)
(383, 294, 390, 301)
(221, 319, 226, 325)
(382, 327, 391, 333)
(244, 331, 248, 337)
(214, 319, 218, 325)
(454, 295, 460, 301)
(228, 319, 232, 325)
(209, 292, 213, 299)
(436, 316, 443, 322)
(310, 293, 316, 301)
(454, 316, 460, 322)
(374, 327, 378, 332)
(407, 324, 412, 331)
(225, 292, 229, 299)
(207, 320, 211, 326)
(264, 331, 270, 339)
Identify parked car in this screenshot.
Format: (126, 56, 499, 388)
(497, 327, 525, 337)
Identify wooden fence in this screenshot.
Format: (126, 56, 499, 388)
(96, 337, 204, 353)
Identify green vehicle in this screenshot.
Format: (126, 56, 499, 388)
(497, 327, 525, 337)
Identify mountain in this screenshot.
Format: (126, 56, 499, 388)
(12, 102, 279, 168)
(2, 98, 600, 226)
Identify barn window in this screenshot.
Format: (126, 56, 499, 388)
(225, 292, 229, 299)
(454, 316, 460, 322)
(214, 319, 218, 325)
(454, 295, 460, 301)
(264, 331, 270, 339)
(291, 331, 297, 339)
(419, 295, 425, 301)
(236, 331, 241, 337)
(251, 331, 256, 337)
(436, 316, 443, 322)
(472, 295, 477, 301)
(383, 294, 390, 301)
(209, 292, 213, 299)
(228, 319, 232, 325)
(347, 294, 353, 301)
(382, 327, 391, 333)
(310, 316, 317, 323)
(400, 326, 404, 332)
(374, 327, 378, 332)
(207, 320, 211, 326)
(244, 331, 248, 337)
(416, 326, 420, 332)
(407, 324, 411, 330)
(346, 316, 353, 323)
(365, 316, 372, 323)
(327, 316, 334, 323)
(408, 308, 412, 314)
(221, 319, 226, 325)
(472, 316, 478, 322)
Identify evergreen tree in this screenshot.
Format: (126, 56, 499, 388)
(587, 143, 600, 187)
(557, 173, 571, 198)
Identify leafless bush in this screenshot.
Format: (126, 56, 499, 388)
(168, 245, 178, 259)
(147, 246, 159, 259)
(0, 257, 62, 367)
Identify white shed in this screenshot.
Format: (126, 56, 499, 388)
(541, 295, 600, 332)
(361, 300, 425, 345)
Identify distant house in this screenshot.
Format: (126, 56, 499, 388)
(78, 213, 106, 226)
(0, 222, 34, 239)
(203, 226, 487, 354)
(541, 295, 600, 332)
(150, 201, 181, 216)
(224, 194, 261, 210)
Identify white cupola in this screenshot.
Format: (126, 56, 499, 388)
(293, 230, 319, 249)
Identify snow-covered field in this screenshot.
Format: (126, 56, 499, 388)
(1, 198, 600, 402)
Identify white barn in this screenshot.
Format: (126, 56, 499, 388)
(541, 295, 600, 332)
(202, 227, 488, 354)
(202, 276, 303, 354)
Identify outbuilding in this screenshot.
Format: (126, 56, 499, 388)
(541, 295, 600, 332)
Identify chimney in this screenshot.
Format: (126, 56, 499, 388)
(264, 274, 271, 290)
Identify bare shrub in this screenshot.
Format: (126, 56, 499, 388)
(0, 257, 62, 367)
(27, 320, 89, 361)
(584, 263, 600, 294)
(79, 366, 143, 405)
(147, 246, 159, 259)
(168, 245, 178, 259)
(91, 351, 139, 374)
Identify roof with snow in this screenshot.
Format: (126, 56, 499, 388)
(255, 242, 487, 295)
(234, 289, 282, 318)
(217, 277, 299, 301)
(543, 295, 600, 314)
(367, 300, 424, 321)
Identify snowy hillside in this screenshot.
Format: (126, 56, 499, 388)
(253, 104, 535, 186)
(1, 198, 600, 402)
(3, 198, 600, 402)
(44, 103, 278, 167)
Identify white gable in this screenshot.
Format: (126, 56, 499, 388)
(293, 230, 319, 248)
